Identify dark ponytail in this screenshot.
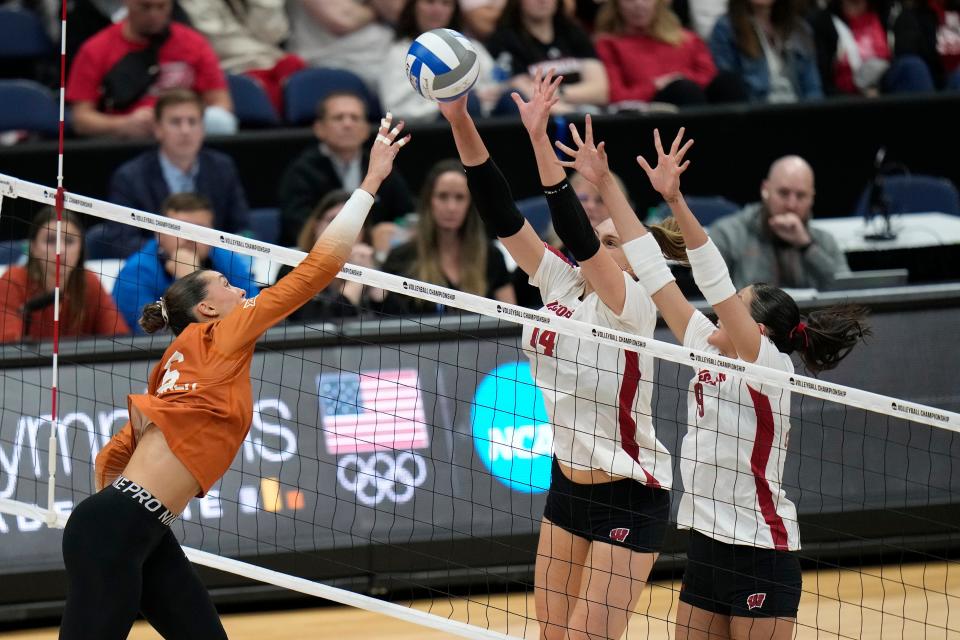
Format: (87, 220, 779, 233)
(748, 283, 870, 375)
(647, 216, 688, 263)
(138, 269, 211, 335)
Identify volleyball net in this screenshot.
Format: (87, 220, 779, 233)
(0, 173, 958, 639)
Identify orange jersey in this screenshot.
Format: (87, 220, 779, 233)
(95, 239, 348, 495)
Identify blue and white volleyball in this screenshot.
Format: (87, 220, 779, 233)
(405, 28, 480, 102)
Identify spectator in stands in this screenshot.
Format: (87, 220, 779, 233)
(708, 155, 849, 290)
(90, 90, 250, 259)
(381, 0, 503, 120)
(66, 0, 237, 138)
(112, 193, 260, 333)
(381, 159, 516, 314)
(932, 0, 960, 88)
(274, 190, 384, 320)
(278, 91, 414, 252)
(708, 0, 822, 102)
(687, 0, 729, 39)
(595, 0, 748, 106)
(178, 0, 307, 115)
(486, 0, 609, 112)
(460, 0, 507, 38)
(0, 208, 129, 342)
(809, 0, 937, 95)
(286, 0, 395, 89)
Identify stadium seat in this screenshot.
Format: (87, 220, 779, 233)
(854, 174, 960, 216)
(515, 195, 551, 239)
(652, 195, 740, 226)
(0, 7, 54, 58)
(227, 74, 279, 128)
(248, 208, 281, 245)
(283, 68, 381, 126)
(0, 239, 27, 265)
(0, 80, 59, 136)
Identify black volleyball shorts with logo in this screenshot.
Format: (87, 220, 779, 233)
(542, 457, 670, 553)
(679, 529, 802, 618)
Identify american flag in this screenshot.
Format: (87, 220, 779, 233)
(317, 369, 430, 455)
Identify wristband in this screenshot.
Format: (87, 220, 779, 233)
(623, 234, 675, 295)
(686, 239, 737, 306)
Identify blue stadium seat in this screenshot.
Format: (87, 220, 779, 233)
(227, 74, 279, 128)
(0, 80, 59, 136)
(0, 7, 54, 58)
(652, 195, 740, 226)
(854, 174, 960, 216)
(283, 68, 381, 126)
(248, 208, 281, 245)
(0, 239, 27, 265)
(515, 195, 551, 239)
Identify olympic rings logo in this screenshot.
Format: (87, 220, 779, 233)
(336, 452, 428, 506)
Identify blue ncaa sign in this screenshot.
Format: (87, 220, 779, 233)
(471, 362, 552, 493)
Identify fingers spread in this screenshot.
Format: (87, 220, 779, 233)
(676, 138, 694, 164)
(653, 129, 665, 156)
(555, 140, 577, 158)
(670, 127, 685, 155)
(569, 123, 585, 148)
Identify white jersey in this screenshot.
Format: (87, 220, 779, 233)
(677, 310, 800, 551)
(522, 249, 672, 489)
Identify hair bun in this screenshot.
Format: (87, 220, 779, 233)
(138, 301, 169, 334)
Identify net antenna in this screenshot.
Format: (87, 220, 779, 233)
(0, 173, 958, 639)
(43, 0, 70, 528)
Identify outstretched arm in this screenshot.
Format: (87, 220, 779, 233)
(215, 117, 410, 354)
(514, 70, 627, 315)
(640, 129, 762, 362)
(438, 97, 544, 278)
(556, 118, 695, 341)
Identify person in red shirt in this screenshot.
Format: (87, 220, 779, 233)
(66, 0, 235, 138)
(0, 208, 129, 343)
(58, 117, 410, 640)
(595, 0, 748, 106)
(810, 0, 938, 95)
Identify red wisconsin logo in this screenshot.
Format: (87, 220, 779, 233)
(609, 528, 630, 542)
(746, 593, 767, 610)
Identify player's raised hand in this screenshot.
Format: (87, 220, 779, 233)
(512, 67, 563, 139)
(554, 114, 610, 186)
(637, 127, 694, 202)
(366, 112, 410, 185)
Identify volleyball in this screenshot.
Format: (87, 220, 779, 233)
(405, 28, 480, 102)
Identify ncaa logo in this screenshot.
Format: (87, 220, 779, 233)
(471, 362, 552, 493)
(746, 593, 767, 610)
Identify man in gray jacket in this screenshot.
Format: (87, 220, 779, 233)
(709, 155, 849, 289)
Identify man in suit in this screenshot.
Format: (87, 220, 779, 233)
(89, 89, 250, 259)
(278, 90, 413, 251)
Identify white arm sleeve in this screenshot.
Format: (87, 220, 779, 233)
(623, 233, 676, 296)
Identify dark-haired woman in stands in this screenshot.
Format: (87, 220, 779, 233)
(380, 158, 516, 314)
(486, 0, 609, 112)
(275, 189, 384, 321)
(0, 208, 129, 343)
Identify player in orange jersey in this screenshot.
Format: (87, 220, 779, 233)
(59, 116, 410, 640)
